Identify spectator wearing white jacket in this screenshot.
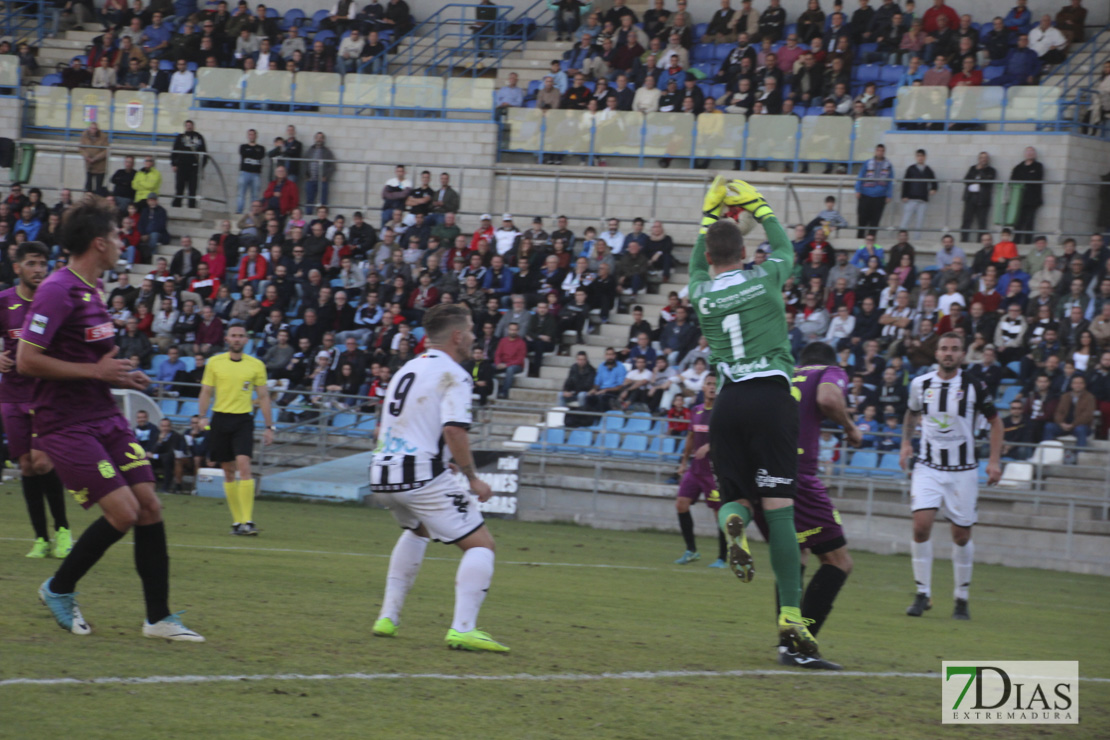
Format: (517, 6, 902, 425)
(823, 304, 856, 345)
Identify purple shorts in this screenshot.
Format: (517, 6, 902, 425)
(752, 472, 845, 554)
(677, 468, 721, 510)
(1, 402, 35, 460)
(35, 414, 155, 510)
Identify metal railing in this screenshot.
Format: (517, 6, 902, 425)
(1, 0, 48, 46)
(1049, 24, 1110, 99)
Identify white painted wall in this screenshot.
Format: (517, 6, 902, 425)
(255, 0, 1109, 31)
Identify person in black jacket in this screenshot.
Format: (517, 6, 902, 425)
(561, 351, 596, 407)
(171, 120, 207, 209)
(110, 155, 137, 211)
(757, 0, 786, 42)
(237, 128, 265, 215)
(960, 151, 996, 242)
(152, 419, 189, 493)
(898, 148, 937, 241)
(1011, 146, 1045, 244)
(463, 346, 496, 405)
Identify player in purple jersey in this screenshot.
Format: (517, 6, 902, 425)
(17, 198, 203, 641)
(674, 374, 728, 567)
(752, 342, 861, 670)
(0, 242, 73, 559)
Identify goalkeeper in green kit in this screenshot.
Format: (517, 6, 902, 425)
(690, 177, 823, 660)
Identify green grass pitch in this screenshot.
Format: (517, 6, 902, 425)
(0, 484, 1107, 739)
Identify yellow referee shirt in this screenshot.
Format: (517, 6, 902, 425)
(201, 353, 268, 414)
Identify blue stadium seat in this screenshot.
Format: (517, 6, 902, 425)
(879, 84, 899, 102)
(525, 78, 542, 100)
(314, 29, 336, 46)
(857, 42, 878, 58)
(977, 460, 989, 485)
(639, 436, 663, 459)
(159, 398, 179, 416)
(625, 413, 653, 433)
(713, 44, 731, 62)
(599, 432, 622, 455)
(983, 66, 1004, 83)
(558, 429, 593, 453)
(612, 434, 649, 459)
(331, 412, 358, 430)
(280, 8, 305, 30)
(856, 63, 881, 83)
(785, 23, 796, 36)
(307, 8, 330, 30)
(159, 59, 174, 71)
(265, 6, 278, 18)
(530, 427, 566, 451)
(1006, 360, 1022, 376)
(661, 436, 682, 462)
(879, 108, 895, 118)
(181, 356, 196, 372)
(999, 385, 1021, 407)
(71, 54, 87, 65)
(880, 64, 904, 84)
(411, 326, 425, 342)
(709, 82, 726, 99)
(150, 354, 168, 375)
(41, 73, 62, 86)
(697, 81, 712, 96)
(692, 44, 715, 64)
(603, 411, 626, 431)
(178, 400, 199, 417)
(846, 450, 878, 475)
(694, 62, 717, 78)
(694, 22, 708, 38)
(353, 416, 377, 436)
(876, 454, 903, 477)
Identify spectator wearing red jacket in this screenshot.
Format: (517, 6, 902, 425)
(493, 321, 527, 399)
(322, 239, 352, 275)
(238, 244, 268, 288)
(201, 237, 227, 281)
(263, 165, 299, 216)
(188, 262, 222, 303)
(949, 56, 982, 88)
(922, 0, 960, 34)
(470, 213, 495, 252)
(405, 272, 439, 317)
(195, 305, 225, 353)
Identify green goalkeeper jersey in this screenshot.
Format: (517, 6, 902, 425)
(688, 216, 795, 386)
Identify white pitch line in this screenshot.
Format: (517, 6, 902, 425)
(4, 536, 1108, 612)
(2, 669, 1108, 689)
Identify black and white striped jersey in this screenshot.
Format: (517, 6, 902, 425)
(907, 369, 997, 472)
(370, 350, 473, 492)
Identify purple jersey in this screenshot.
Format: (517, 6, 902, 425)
(20, 267, 118, 435)
(689, 403, 713, 474)
(0, 286, 36, 403)
(793, 364, 849, 476)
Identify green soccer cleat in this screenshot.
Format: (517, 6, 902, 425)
(708, 558, 727, 568)
(372, 617, 398, 637)
(445, 628, 510, 653)
(674, 550, 700, 565)
(53, 528, 73, 558)
(778, 609, 819, 658)
(26, 538, 50, 559)
(723, 513, 754, 582)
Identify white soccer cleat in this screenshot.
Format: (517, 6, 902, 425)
(143, 611, 206, 642)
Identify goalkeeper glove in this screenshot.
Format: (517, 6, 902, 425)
(725, 180, 774, 222)
(700, 176, 728, 234)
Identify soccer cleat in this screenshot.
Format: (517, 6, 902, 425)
(906, 592, 933, 617)
(674, 550, 700, 565)
(723, 513, 754, 582)
(38, 579, 91, 636)
(445, 628, 510, 653)
(723, 179, 774, 222)
(26, 537, 50, 558)
(230, 523, 243, 536)
(53, 528, 74, 558)
(708, 558, 727, 568)
(143, 611, 205, 642)
(952, 598, 971, 621)
(240, 522, 259, 536)
(778, 610, 820, 657)
(372, 617, 398, 637)
(777, 645, 843, 671)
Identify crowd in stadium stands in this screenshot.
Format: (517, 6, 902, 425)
(504, 0, 1091, 121)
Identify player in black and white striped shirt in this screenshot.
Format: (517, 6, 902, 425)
(899, 332, 1002, 621)
(370, 303, 508, 652)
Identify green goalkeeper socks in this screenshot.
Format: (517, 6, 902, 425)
(765, 506, 802, 610)
(717, 500, 752, 533)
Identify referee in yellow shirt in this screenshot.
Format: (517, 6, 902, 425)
(198, 325, 274, 535)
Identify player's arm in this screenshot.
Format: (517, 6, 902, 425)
(817, 381, 862, 447)
(978, 385, 1002, 485)
(443, 424, 492, 502)
(677, 427, 695, 474)
(899, 408, 920, 472)
(198, 382, 215, 420)
(17, 341, 147, 390)
(689, 177, 728, 295)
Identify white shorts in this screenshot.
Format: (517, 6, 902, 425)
(378, 471, 485, 544)
(910, 465, 979, 528)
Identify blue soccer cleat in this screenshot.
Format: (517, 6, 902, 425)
(674, 550, 701, 565)
(39, 578, 91, 636)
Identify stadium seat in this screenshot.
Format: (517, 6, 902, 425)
(354, 416, 377, 436)
(331, 412, 358, 430)
(178, 400, 199, 417)
(280, 8, 305, 30)
(876, 454, 903, 477)
(785, 23, 797, 36)
(159, 59, 174, 71)
(713, 44, 731, 62)
(40, 73, 62, 86)
(855, 64, 880, 83)
(505, 425, 539, 449)
(999, 385, 1021, 407)
(599, 432, 622, 455)
(846, 450, 878, 475)
(709, 83, 726, 100)
(612, 434, 649, 459)
(857, 42, 878, 58)
(694, 22, 708, 38)
(692, 44, 714, 64)
(977, 460, 989, 485)
(694, 62, 717, 78)
(983, 66, 1004, 83)
(879, 84, 899, 102)
(159, 398, 179, 416)
(661, 436, 681, 462)
(625, 413, 653, 433)
(150, 354, 168, 375)
(558, 429, 594, 453)
(181, 356, 196, 372)
(998, 461, 1033, 487)
(265, 7, 278, 18)
(640, 436, 663, 460)
(530, 427, 566, 451)
(314, 29, 337, 46)
(880, 64, 904, 84)
(1006, 360, 1022, 376)
(602, 411, 626, 431)
(307, 8, 330, 30)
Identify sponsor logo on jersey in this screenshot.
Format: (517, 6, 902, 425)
(98, 460, 116, 479)
(85, 322, 115, 342)
(929, 414, 955, 433)
(29, 313, 48, 334)
(719, 356, 770, 380)
(755, 468, 793, 488)
(8, 303, 22, 310)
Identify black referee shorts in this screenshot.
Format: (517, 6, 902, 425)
(207, 412, 255, 463)
(709, 376, 798, 505)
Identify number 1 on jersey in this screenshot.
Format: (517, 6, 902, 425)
(723, 313, 745, 359)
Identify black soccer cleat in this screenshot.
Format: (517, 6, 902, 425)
(952, 598, 971, 620)
(241, 522, 259, 536)
(777, 645, 843, 671)
(906, 592, 932, 617)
